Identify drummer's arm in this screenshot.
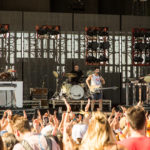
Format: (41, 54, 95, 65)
(86, 75, 92, 88)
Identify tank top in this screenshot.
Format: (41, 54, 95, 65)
(91, 74, 102, 87)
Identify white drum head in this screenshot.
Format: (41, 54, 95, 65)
(70, 85, 84, 99)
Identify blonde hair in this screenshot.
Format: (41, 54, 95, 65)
(80, 112, 116, 150)
(13, 116, 31, 133)
(0, 136, 4, 150)
(2, 133, 17, 150)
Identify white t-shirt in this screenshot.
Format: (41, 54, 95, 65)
(72, 123, 88, 142)
(91, 74, 101, 86)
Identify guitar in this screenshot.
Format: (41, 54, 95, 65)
(89, 85, 118, 94)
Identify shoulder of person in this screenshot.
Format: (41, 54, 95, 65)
(48, 136, 61, 150)
(13, 143, 25, 150)
(89, 74, 93, 78)
(116, 144, 128, 150)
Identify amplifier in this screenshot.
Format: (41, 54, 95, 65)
(40, 99, 49, 108)
(30, 88, 48, 99)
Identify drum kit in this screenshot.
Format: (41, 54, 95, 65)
(52, 71, 90, 100)
(52, 70, 118, 100)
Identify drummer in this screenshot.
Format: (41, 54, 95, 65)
(71, 65, 83, 84)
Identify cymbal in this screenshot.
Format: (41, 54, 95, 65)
(64, 73, 77, 78)
(53, 71, 58, 78)
(144, 76, 150, 83)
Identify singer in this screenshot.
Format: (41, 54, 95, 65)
(86, 68, 105, 111)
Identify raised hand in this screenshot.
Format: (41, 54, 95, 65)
(37, 109, 42, 120)
(63, 97, 71, 113)
(23, 110, 27, 119)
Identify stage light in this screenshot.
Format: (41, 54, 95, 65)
(98, 27, 108, 36)
(86, 55, 109, 63)
(85, 27, 97, 36)
(100, 42, 110, 49)
(146, 43, 150, 49)
(35, 25, 47, 35)
(35, 25, 60, 36)
(85, 27, 108, 37)
(47, 26, 60, 35)
(0, 24, 9, 34)
(86, 29, 93, 36)
(132, 28, 150, 66)
(134, 42, 146, 51)
(133, 28, 145, 37)
(85, 26, 109, 66)
(86, 56, 98, 63)
(145, 56, 150, 63)
(87, 42, 99, 50)
(145, 29, 150, 37)
(133, 56, 143, 62)
(99, 55, 109, 62)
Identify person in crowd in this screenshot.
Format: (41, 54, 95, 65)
(0, 110, 13, 135)
(71, 99, 90, 144)
(79, 112, 127, 150)
(118, 106, 150, 150)
(62, 97, 91, 150)
(146, 113, 150, 137)
(0, 135, 4, 150)
(2, 133, 17, 150)
(71, 121, 88, 145)
(12, 116, 60, 150)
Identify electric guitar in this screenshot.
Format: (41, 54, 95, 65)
(89, 85, 118, 94)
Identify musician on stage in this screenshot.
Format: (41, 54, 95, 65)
(86, 68, 105, 111)
(71, 65, 83, 83)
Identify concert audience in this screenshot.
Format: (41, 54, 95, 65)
(0, 99, 150, 150)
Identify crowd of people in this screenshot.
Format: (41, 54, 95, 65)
(0, 98, 150, 150)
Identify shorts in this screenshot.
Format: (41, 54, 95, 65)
(91, 92, 102, 100)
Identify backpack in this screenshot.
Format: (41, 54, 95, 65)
(20, 136, 52, 150)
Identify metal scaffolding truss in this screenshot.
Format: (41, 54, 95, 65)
(0, 31, 150, 88)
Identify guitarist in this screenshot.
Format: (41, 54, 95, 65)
(86, 68, 105, 111)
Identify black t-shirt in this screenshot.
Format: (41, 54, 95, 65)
(71, 70, 83, 83)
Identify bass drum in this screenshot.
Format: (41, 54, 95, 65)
(70, 85, 84, 100)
